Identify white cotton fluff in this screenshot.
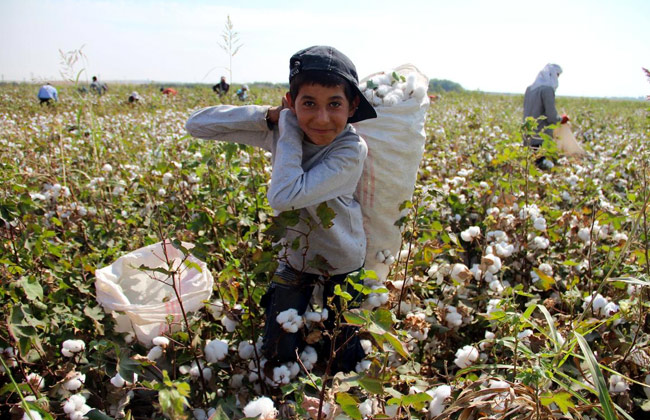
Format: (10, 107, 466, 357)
(489, 279, 505, 294)
(230, 373, 244, 389)
(110, 372, 126, 388)
(300, 346, 318, 371)
(356, 359, 371, 373)
(494, 242, 514, 257)
(22, 409, 43, 420)
(243, 397, 278, 420)
(531, 236, 550, 250)
(602, 302, 619, 317)
(533, 217, 547, 231)
(221, 315, 239, 332)
(276, 308, 304, 333)
(482, 254, 502, 274)
(583, 293, 608, 317)
(61, 339, 85, 357)
(102, 163, 113, 173)
(608, 374, 629, 393)
(162, 172, 173, 185)
(205, 339, 229, 363)
(63, 394, 92, 419)
(517, 329, 533, 341)
(454, 345, 479, 368)
(238, 341, 255, 360)
(189, 361, 212, 381)
(445, 306, 463, 328)
(304, 309, 328, 323)
(363, 286, 389, 309)
(427, 384, 452, 417)
(450, 263, 472, 282)
(209, 300, 224, 319)
(62, 372, 86, 391)
(152, 336, 170, 347)
(391, 277, 414, 290)
(27, 372, 44, 389)
(577, 228, 592, 243)
(146, 345, 163, 361)
(358, 398, 377, 418)
(460, 226, 481, 242)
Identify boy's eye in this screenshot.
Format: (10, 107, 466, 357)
(301, 100, 315, 107)
(329, 102, 342, 108)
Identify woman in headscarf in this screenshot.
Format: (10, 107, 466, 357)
(523, 63, 568, 148)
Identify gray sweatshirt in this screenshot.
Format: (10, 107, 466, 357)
(523, 85, 560, 143)
(185, 105, 367, 275)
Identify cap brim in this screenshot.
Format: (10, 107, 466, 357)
(348, 85, 377, 123)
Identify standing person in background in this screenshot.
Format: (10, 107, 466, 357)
(90, 76, 108, 96)
(523, 64, 569, 147)
(37, 83, 58, 105)
(212, 76, 230, 97)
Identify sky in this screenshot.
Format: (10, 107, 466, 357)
(1, 0, 649, 98)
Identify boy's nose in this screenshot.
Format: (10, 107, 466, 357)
(314, 107, 330, 123)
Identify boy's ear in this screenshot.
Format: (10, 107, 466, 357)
(284, 92, 296, 114)
(348, 96, 361, 118)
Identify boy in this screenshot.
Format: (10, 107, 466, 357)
(185, 45, 376, 372)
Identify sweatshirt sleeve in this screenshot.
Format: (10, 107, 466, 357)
(267, 109, 366, 211)
(541, 87, 560, 124)
(185, 105, 275, 151)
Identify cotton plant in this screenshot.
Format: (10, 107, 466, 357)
(204, 339, 229, 363)
(276, 308, 304, 333)
(454, 345, 479, 368)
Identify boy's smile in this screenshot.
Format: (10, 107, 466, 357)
(286, 84, 359, 146)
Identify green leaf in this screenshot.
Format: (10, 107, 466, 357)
(209, 406, 231, 420)
(316, 202, 336, 229)
(359, 376, 384, 394)
(402, 392, 432, 410)
(383, 332, 409, 359)
(575, 333, 617, 420)
(336, 392, 361, 420)
(343, 311, 366, 326)
(19, 277, 43, 301)
(334, 284, 353, 301)
(540, 391, 575, 414)
(86, 409, 115, 420)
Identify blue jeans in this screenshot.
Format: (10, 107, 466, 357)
(260, 264, 365, 373)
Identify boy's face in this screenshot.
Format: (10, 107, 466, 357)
(285, 83, 360, 146)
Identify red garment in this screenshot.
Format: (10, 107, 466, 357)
(162, 88, 177, 96)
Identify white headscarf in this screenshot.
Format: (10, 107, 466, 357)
(530, 63, 562, 91)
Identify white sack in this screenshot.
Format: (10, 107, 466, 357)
(353, 64, 430, 282)
(95, 241, 213, 346)
(554, 123, 586, 156)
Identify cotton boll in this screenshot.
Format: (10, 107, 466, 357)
(230, 373, 244, 389)
(460, 226, 480, 242)
(533, 217, 547, 231)
(454, 345, 479, 368)
(577, 228, 591, 243)
(413, 85, 427, 101)
(62, 372, 86, 391)
(482, 254, 502, 274)
(376, 85, 391, 97)
(355, 359, 371, 373)
(360, 339, 373, 355)
(383, 93, 400, 106)
(450, 263, 473, 282)
(205, 339, 229, 363)
(608, 375, 629, 393)
(146, 345, 163, 361)
(371, 95, 383, 107)
(445, 307, 463, 328)
(221, 315, 239, 332)
(276, 308, 304, 333)
(272, 365, 291, 385)
(300, 346, 318, 371)
(428, 384, 452, 417)
(62, 339, 85, 356)
(602, 302, 619, 317)
(243, 396, 278, 420)
(22, 409, 43, 420)
(110, 373, 126, 388)
(238, 341, 255, 360)
(152, 336, 170, 347)
(375, 251, 386, 263)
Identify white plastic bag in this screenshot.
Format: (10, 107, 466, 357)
(95, 241, 213, 346)
(554, 123, 586, 156)
(353, 64, 430, 282)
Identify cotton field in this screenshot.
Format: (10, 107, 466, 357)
(0, 83, 648, 419)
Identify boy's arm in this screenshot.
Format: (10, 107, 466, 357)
(185, 105, 275, 151)
(267, 110, 366, 211)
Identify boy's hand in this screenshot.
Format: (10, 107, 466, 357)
(266, 97, 289, 126)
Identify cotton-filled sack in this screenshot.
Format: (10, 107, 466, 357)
(95, 241, 213, 346)
(554, 123, 586, 156)
(353, 64, 430, 282)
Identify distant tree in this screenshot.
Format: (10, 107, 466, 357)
(218, 15, 243, 84)
(429, 78, 464, 93)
